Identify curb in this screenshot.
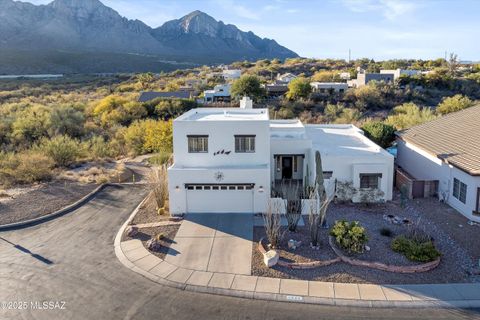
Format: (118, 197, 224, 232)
(0, 183, 109, 231)
(114, 207, 480, 309)
(0, 182, 145, 232)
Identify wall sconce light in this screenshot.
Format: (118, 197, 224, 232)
(258, 186, 264, 193)
(175, 186, 180, 192)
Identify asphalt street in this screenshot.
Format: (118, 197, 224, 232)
(0, 184, 478, 320)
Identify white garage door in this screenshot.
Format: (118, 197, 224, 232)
(186, 184, 254, 213)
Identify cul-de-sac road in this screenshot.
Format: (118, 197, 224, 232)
(0, 185, 478, 320)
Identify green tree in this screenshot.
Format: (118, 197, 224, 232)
(361, 121, 396, 148)
(311, 70, 341, 82)
(436, 94, 473, 115)
(93, 95, 147, 127)
(286, 77, 312, 100)
(385, 103, 436, 130)
(231, 75, 264, 101)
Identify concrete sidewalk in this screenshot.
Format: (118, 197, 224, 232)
(116, 239, 480, 309)
(164, 213, 253, 275)
(114, 205, 480, 309)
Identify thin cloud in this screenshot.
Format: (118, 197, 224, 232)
(341, 0, 417, 20)
(213, 0, 261, 20)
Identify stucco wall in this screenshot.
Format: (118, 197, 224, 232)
(397, 138, 480, 221)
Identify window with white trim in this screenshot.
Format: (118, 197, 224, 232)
(235, 135, 255, 153)
(453, 178, 467, 204)
(188, 135, 208, 153)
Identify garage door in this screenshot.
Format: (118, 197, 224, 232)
(186, 184, 254, 213)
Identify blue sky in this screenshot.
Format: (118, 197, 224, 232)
(27, 0, 480, 60)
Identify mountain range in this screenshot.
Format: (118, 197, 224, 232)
(0, 0, 298, 74)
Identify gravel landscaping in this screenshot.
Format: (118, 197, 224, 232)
(122, 224, 180, 260)
(0, 180, 98, 225)
(252, 194, 480, 284)
(130, 192, 172, 225)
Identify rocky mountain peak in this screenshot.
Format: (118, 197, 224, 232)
(178, 10, 220, 36)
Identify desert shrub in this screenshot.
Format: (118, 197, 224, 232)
(86, 136, 112, 160)
(391, 236, 440, 262)
(149, 165, 169, 210)
(148, 151, 172, 166)
(38, 135, 82, 167)
(263, 201, 282, 248)
(379, 227, 393, 237)
(361, 121, 396, 148)
(286, 77, 312, 100)
(0, 151, 54, 186)
(330, 220, 368, 253)
(385, 103, 436, 130)
(231, 75, 264, 101)
(436, 94, 473, 115)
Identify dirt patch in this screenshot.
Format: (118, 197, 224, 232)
(252, 195, 477, 284)
(123, 224, 180, 260)
(130, 192, 172, 225)
(0, 180, 98, 225)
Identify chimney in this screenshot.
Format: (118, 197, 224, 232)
(240, 96, 253, 109)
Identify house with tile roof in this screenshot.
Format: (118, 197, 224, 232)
(396, 105, 480, 221)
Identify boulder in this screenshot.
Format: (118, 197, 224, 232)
(263, 250, 279, 268)
(125, 226, 138, 237)
(147, 239, 162, 251)
(288, 239, 302, 250)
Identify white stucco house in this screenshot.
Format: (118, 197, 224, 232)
(310, 82, 348, 94)
(168, 106, 394, 215)
(222, 69, 242, 80)
(380, 69, 421, 80)
(203, 84, 231, 103)
(276, 73, 297, 84)
(396, 105, 480, 222)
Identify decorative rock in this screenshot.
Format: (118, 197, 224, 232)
(146, 238, 162, 251)
(365, 245, 371, 252)
(263, 250, 279, 267)
(288, 239, 302, 250)
(125, 226, 138, 237)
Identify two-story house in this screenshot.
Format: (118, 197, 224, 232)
(168, 107, 394, 215)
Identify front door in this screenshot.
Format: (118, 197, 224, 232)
(282, 157, 293, 179)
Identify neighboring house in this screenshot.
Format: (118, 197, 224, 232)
(396, 105, 480, 222)
(348, 72, 394, 88)
(264, 83, 289, 98)
(380, 69, 421, 80)
(310, 82, 348, 94)
(168, 107, 393, 215)
(138, 91, 193, 102)
(203, 84, 231, 103)
(222, 69, 242, 80)
(339, 72, 351, 80)
(276, 72, 297, 84)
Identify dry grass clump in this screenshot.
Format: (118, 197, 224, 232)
(61, 162, 130, 184)
(149, 165, 169, 214)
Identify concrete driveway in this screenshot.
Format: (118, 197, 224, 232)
(165, 213, 253, 275)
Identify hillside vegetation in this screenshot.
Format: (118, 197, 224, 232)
(0, 57, 479, 187)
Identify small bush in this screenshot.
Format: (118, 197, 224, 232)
(379, 227, 393, 237)
(0, 151, 54, 186)
(148, 151, 172, 166)
(391, 236, 440, 262)
(330, 220, 368, 253)
(154, 233, 164, 241)
(38, 135, 82, 167)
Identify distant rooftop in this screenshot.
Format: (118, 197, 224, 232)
(175, 108, 269, 121)
(397, 105, 480, 175)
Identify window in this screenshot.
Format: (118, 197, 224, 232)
(453, 178, 467, 204)
(323, 171, 333, 179)
(360, 173, 382, 189)
(188, 135, 208, 153)
(235, 135, 255, 153)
